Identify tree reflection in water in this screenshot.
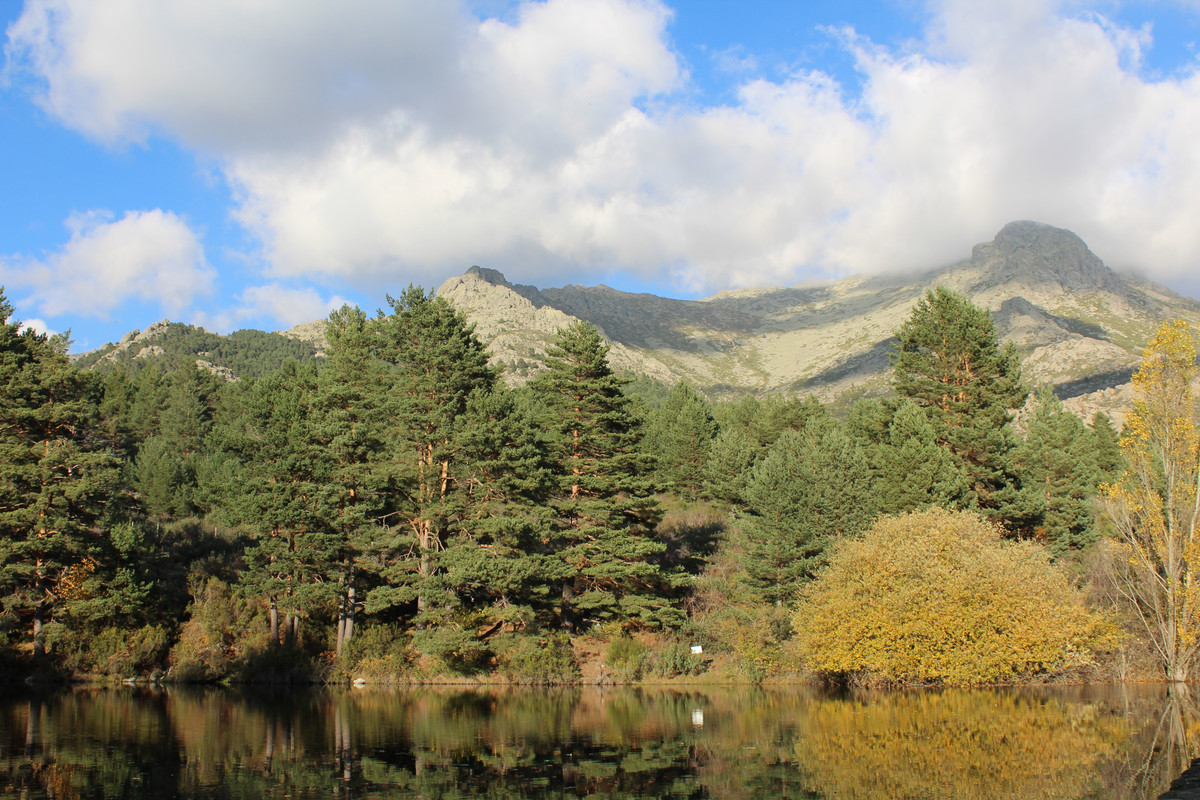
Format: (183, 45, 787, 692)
(0, 684, 1195, 799)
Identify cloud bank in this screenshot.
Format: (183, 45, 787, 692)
(0, 209, 215, 318)
(8, 0, 1200, 295)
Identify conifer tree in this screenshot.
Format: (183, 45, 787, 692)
(701, 426, 759, 505)
(367, 287, 498, 630)
(309, 305, 390, 654)
(1089, 411, 1124, 479)
(1009, 386, 1100, 556)
(872, 400, 970, 514)
(133, 365, 220, 519)
(0, 291, 121, 655)
(737, 418, 877, 607)
(531, 322, 677, 629)
(891, 287, 1027, 524)
(214, 361, 341, 647)
(429, 386, 566, 655)
(642, 381, 718, 499)
(704, 394, 826, 506)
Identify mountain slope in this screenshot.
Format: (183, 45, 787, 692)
(436, 221, 1200, 421)
(75, 320, 319, 380)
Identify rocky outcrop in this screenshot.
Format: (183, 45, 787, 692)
(278, 320, 329, 354)
(92, 320, 175, 367)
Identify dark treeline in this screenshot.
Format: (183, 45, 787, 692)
(0, 285, 1130, 683)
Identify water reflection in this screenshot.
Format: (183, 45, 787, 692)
(0, 683, 1192, 799)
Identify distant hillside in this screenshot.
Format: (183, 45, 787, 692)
(432, 221, 1200, 423)
(75, 320, 318, 380)
(85, 221, 1200, 422)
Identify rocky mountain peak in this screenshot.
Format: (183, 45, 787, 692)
(968, 220, 1121, 293)
(462, 265, 513, 288)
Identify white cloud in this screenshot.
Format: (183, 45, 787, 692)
(192, 283, 351, 333)
(9, 0, 1200, 294)
(17, 318, 56, 337)
(0, 209, 214, 318)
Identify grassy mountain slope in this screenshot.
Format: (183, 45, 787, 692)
(436, 221, 1200, 421)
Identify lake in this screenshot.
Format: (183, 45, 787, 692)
(1, 683, 1196, 798)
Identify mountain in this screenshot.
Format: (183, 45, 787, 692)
(80, 221, 1199, 423)
(434, 221, 1200, 422)
(74, 320, 319, 379)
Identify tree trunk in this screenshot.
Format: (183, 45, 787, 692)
(336, 595, 346, 656)
(31, 601, 46, 658)
(344, 577, 355, 644)
(561, 582, 576, 632)
(268, 598, 280, 645)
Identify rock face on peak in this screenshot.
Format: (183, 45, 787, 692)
(980, 221, 1121, 293)
(434, 222, 1200, 422)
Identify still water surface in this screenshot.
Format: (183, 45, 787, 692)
(1, 683, 1196, 799)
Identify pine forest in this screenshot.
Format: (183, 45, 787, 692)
(1, 283, 1194, 687)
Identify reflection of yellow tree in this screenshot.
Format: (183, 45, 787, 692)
(1103, 320, 1200, 682)
(792, 691, 1128, 800)
(1120, 684, 1200, 799)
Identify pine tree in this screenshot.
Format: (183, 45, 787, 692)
(1089, 411, 1124, 479)
(133, 365, 220, 519)
(431, 386, 566, 650)
(0, 291, 122, 655)
(1009, 386, 1100, 556)
(642, 381, 718, 499)
(737, 418, 877, 607)
(704, 394, 826, 506)
(530, 322, 678, 629)
(701, 426, 759, 505)
(891, 287, 1027, 525)
(309, 305, 390, 654)
(214, 361, 341, 648)
(367, 287, 498, 633)
(871, 400, 970, 514)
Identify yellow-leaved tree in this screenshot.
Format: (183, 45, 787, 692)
(795, 508, 1116, 685)
(1103, 319, 1200, 682)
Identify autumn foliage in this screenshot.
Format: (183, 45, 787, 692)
(1102, 319, 1200, 681)
(795, 508, 1117, 685)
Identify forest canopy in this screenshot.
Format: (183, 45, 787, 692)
(0, 285, 1167, 686)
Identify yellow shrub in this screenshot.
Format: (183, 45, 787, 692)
(795, 508, 1117, 685)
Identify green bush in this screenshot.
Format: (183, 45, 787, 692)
(168, 577, 271, 682)
(796, 508, 1119, 686)
(494, 632, 578, 684)
(48, 624, 171, 678)
(337, 624, 413, 681)
(606, 635, 649, 682)
(652, 640, 708, 678)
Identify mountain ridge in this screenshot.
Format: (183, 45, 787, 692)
(75, 220, 1200, 423)
(432, 221, 1200, 422)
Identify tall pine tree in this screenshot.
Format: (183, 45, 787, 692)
(367, 288, 498, 636)
(531, 322, 678, 630)
(0, 292, 121, 655)
(1009, 386, 1101, 556)
(737, 417, 877, 607)
(642, 381, 718, 499)
(891, 287, 1028, 527)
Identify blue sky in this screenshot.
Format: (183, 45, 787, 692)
(4, 0, 1200, 352)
